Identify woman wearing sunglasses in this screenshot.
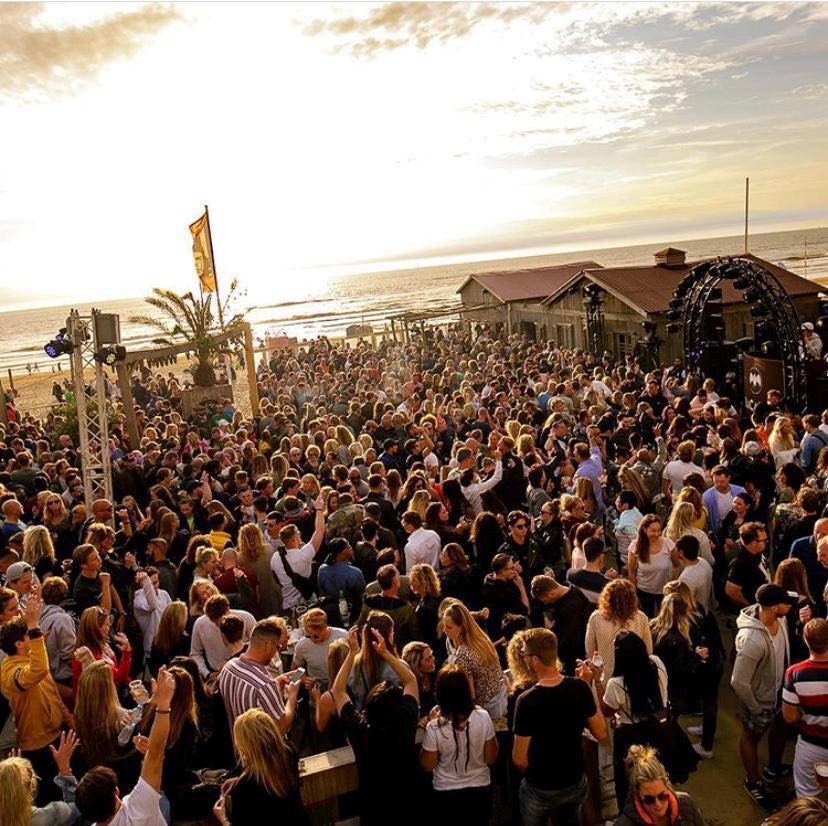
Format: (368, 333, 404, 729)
(614, 744, 705, 826)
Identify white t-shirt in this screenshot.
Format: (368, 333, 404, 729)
(629, 538, 675, 596)
(714, 489, 734, 520)
(679, 558, 714, 612)
(663, 459, 705, 494)
(103, 777, 166, 826)
(422, 707, 495, 790)
(270, 541, 316, 609)
(292, 627, 348, 685)
(604, 656, 668, 726)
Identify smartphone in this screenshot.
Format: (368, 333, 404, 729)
(290, 668, 306, 684)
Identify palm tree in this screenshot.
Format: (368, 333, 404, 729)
(130, 286, 243, 386)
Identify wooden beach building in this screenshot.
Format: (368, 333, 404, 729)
(541, 249, 820, 362)
(456, 248, 820, 361)
(456, 261, 603, 339)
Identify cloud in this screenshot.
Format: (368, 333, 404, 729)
(0, 2, 180, 98)
(302, 1, 565, 57)
(302, 2, 814, 57)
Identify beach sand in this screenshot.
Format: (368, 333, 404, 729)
(4, 356, 257, 422)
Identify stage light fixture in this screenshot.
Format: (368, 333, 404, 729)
(733, 276, 751, 290)
(734, 337, 754, 352)
(665, 308, 682, 321)
(43, 329, 74, 359)
(749, 305, 768, 318)
(94, 345, 126, 366)
(666, 322, 682, 334)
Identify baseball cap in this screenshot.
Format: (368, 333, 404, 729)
(802, 322, 815, 331)
(6, 561, 33, 583)
(756, 583, 798, 607)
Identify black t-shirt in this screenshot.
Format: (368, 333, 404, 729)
(513, 678, 596, 790)
(227, 774, 310, 826)
(727, 547, 770, 606)
(529, 587, 592, 674)
(566, 568, 610, 604)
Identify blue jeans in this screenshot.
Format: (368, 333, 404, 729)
(519, 774, 588, 826)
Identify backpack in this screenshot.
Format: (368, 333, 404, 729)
(277, 547, 316, 600)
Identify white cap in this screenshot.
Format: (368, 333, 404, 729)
(802, 322, 815, 331)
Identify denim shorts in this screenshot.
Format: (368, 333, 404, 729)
(739, 704, 776, 736)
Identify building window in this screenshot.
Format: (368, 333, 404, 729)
(615, 332, 634, 357)
(556, 324, 575, 349)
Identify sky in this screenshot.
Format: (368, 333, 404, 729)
(0, 1, 826, 310)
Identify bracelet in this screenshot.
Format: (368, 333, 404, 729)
(156, 708, 171, 714)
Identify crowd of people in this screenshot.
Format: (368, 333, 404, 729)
(0, 320, 827, 826)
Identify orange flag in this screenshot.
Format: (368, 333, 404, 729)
(189, 212, 216, 292)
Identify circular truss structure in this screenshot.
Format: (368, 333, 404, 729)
(665, 256, 808, 409)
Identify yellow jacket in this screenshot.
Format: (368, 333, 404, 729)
(1, 633, 73, 750)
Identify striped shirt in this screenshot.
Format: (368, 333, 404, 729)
(783, 658, 828, 746)
(218, 655, 285, 730)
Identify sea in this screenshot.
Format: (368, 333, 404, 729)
(1, 226, 825, 375)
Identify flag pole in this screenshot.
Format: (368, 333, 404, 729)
(744, 177, 749, 254)
(205, 204, 225, 328)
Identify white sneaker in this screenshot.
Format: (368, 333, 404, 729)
(693, 742, 713, 759)
(687, 724, 703, 737)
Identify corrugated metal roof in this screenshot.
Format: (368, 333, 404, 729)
(457, 261, 603, 303)
(545, 254, 820, 315)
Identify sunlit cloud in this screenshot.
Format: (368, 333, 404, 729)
(0, 2, 180, 98)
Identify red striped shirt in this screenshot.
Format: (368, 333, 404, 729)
(783, 658, 828, 746)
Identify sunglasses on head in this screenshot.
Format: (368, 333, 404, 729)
(640, 791, 669, 806)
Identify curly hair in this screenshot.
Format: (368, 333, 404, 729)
(598, 578, 639, 624)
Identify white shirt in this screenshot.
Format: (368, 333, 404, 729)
(270, 541, 316, 609)
(663, 459, 705, 494)
(679, 558, 714, 612)
(292, 627, 348, 685)
(404, 528, 441, 572)
(422, 707, 495, 790)
(604, 656, 668, 725)
(190, 609, 256, 678)
(133, 579, 172, 656)
(460, 460, 503, 514)
(103, 777, 165, 826)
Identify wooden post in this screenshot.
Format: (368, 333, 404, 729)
(0, 375, 8, 425)
(243, 322, 259, 416)
(6, 369, 14, 391)
(390, 318, 397, 341)
(115, 362, 139, 448)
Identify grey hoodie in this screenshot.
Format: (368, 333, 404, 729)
(39, 603, 77, 682)
(731, 604, 789, 712)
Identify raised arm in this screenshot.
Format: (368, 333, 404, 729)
(309, 493, 326, 552)
(331, 627, 359, 713)
(371, 628, 418, 702)
(142, 667, 175, 791)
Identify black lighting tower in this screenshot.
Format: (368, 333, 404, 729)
(638, 321, 663, 371)
(583, 284, 606, 355)
(666, 257, 808, 409)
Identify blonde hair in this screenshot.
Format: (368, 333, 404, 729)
(409, 563, 440, 599)
(769, 416, 796, 454)
(233, 709, 297, 798)
(189, 577, 218, 617)
(75, 660, 120, 766)
(650, 592, 692, 647)
(0, 757, 36, 826)
(624, 744, 672, 796)
(506, 630, 536, 689)
(301, 608, 328, 630)
(665, 501, 697, 542)
(662, 579, 698, 614)
(409, 490, 431, 520)
(22, 525, 55, 567)
(443, 602, 499, 669)
(238, 523, 266, 564)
